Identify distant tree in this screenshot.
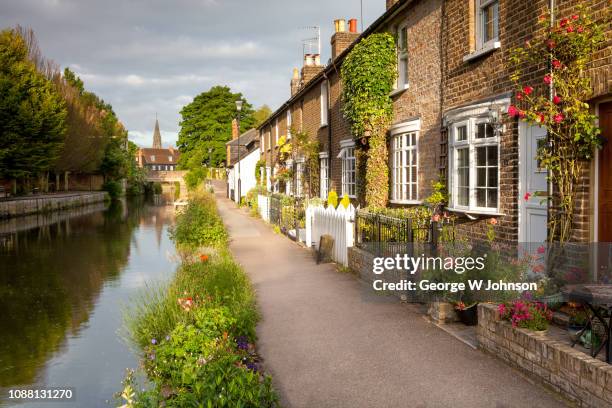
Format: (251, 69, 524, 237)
(253, 104, 272, 128)
(0, 28, 66, 185)
(177, 85, 254, 168)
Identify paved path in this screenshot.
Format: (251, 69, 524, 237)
(212, 183, 566, 408)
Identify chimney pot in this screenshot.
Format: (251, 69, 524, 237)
(349, 18, 358, 33)
(292, 68, 299, 80)
(334, 18, 346, 33)
(313, 54, 320, 66)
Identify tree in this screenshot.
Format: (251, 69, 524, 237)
(177, 85, 254, 169)
(253, 104, 272, 127)
(0, 29, 67, 186)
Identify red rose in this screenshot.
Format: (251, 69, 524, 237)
(552, 60, 562, 69)
(523, 86, 533, 95)
(577, 26, 584, 33)
(524, 192, 531, 201)
(516, 92, 523, 100)
(518, 110, 526, 119)
(552, 95, 562, 104)
(543, 75, 553, 85)
(571, 14, 579, 20)
(566, 26, 574, 33)
(508, 105, 519, 117)
(560, 18, 568, 27)
(536, 113, 545, 123)
(553, 113, 564, 123)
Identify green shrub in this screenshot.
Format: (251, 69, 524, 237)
(170, 194, 227, 249)
(185, 167, 207, 191)
(102, 180, 122, 199)
(173, 181, 181, 200)
(152, 182, 162, 194)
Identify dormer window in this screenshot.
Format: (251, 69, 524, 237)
(150, 155, 155, 161)
(168, 156, 173, 162)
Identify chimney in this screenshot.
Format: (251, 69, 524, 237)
(231, 118, 239, 140)
(386, 0, 399, 10)
(300, 52, 323, 87)
(290, 68, 300, 96)
(331, 18, 360, 60)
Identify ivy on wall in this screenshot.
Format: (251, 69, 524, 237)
(341, 32, 397, 208)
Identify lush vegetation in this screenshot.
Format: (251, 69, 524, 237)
(120, 190, 277, 407)
(341, 32, 397, 207)
(0, 27, 142, 196)
(508, 7, 604, 243)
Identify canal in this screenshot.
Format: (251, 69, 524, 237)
(0, 196, 178, 407)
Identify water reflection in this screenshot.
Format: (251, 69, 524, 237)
(0, 194, 177, 407)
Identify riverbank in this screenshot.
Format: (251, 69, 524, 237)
(0, 191, 108, 219)
(119, 188, 278, 407)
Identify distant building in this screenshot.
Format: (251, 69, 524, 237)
(136, 119, 180, 171)
(226, 122, 260, 203)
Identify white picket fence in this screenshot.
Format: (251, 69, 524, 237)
(305, 203, 355, 266)
(257, 194, 270, 221)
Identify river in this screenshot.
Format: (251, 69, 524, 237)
(0, 195, 178, 407)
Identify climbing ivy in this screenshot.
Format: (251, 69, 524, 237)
(341, 32, 397, 208)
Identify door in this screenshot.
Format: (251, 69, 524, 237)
(598, 102, 612, 242)
(519, 122, 548, 244)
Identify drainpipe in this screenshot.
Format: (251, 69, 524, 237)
(547, 0, 555, 239)
(324, 72, 332, 196)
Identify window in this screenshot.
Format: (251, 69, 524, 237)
(286, 110, 292, 139)
(476, 0, 499, 50)
(168, 156, 173, 162)
(338, 140, 356, 197)
(275, 119, 279, 145)
(319, 153, 329, 200)
(150, 155, 155, 161)
(396, 25, 409, 90)
(295, 160, 305, 197)
(266, 167, 271, 191)
(391, 131, 418, 202)
(449, 119, 499, 212)
(320, 82, 328, 127)
(260, 135, 264, 152)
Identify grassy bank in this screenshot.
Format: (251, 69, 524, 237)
(119, 189, 278, 407)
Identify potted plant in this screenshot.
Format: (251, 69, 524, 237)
(498, 300, 553, 335)
(567, 305, 588, 342)
(454, 301, 478, 326)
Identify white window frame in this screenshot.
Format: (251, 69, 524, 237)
(266, 166, 271, 191)
(319, 152, 329, 200)
(150, 155, 155, 161)
(286, 110, 292, 139)
(295, 158, 305, 197)
(320, 82, 328, 127)
(275, 118, 279, 145)
(390, 120, 419, 204)
(395, 23, 409, 90)
(448, 117, 500, 213)
(338, 139, 356, 198)
(285, 159, 293, 196)
(476, 0, 499, 50)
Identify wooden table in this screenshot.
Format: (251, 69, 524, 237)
(562, 284, 612, 363)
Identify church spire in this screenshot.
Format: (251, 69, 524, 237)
(152, 115, 162, 148)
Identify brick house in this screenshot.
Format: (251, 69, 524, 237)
(256, 0, 610, 251)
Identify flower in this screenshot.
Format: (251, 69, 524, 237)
(498, 303, 507, 316)
(165, 335, 171, 341)
(543, 74, 553, 85)
(552, 95, 562, 104)
(489, 218, 498, 225)
(577, 26, 584, 33)
(571, 14, 579, 20)
(552, 60, 562, 69)
(151, 338, 157, 345)
(432, 214, 440, 222)
(536, 113, 546, 124)
(523, 86, 534, 95)
(455, 302, 466, 311)
(566, 26, 574, 33)
(559, 18, 569, 27)
(524, 192, 531, 201)
(546, 39, 556, 49)
(553, 113, 564, 123)
(508, 105, 519, 117)
(518, 110, 526, 118)
(199, 254, 209, 262)
(537, 245, 546, 254)
(516, 92, 523, 101)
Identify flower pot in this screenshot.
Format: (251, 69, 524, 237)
(456, 303, 478, 326)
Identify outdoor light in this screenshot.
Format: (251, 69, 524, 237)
(235, 99, 243, 112)
(488, 104, 505, 135)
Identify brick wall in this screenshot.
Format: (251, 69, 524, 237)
(478, 303, 612, 407)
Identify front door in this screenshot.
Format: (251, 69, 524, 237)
(598, 102, 612, 242)
(519, 122, 548, 244)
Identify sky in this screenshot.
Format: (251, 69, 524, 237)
(0, 0, 385, 148)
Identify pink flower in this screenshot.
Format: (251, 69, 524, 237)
(508, 105, 519, 117)
(543, 75, 553, 85)
(571, 14, 579, 21)
(489, 218, 498, 225)
(552, 60, 562, 69)
(553, 113, 564, 123)
(577, 26, 584, 33)
(566, 26, 574, 33)
(524, 192, 531, 201)
(523, 86, 534, 95)
(537, 245, 546, 254)
(432, 214, 440, 222)
(516, 92, 523, 101)
(552, 95, 562, 104)
(498, 303, 507, 315)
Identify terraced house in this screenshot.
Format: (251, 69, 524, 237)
(257, 0, 611, 250)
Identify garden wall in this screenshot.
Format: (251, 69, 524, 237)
(477, 303, 612, 407)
